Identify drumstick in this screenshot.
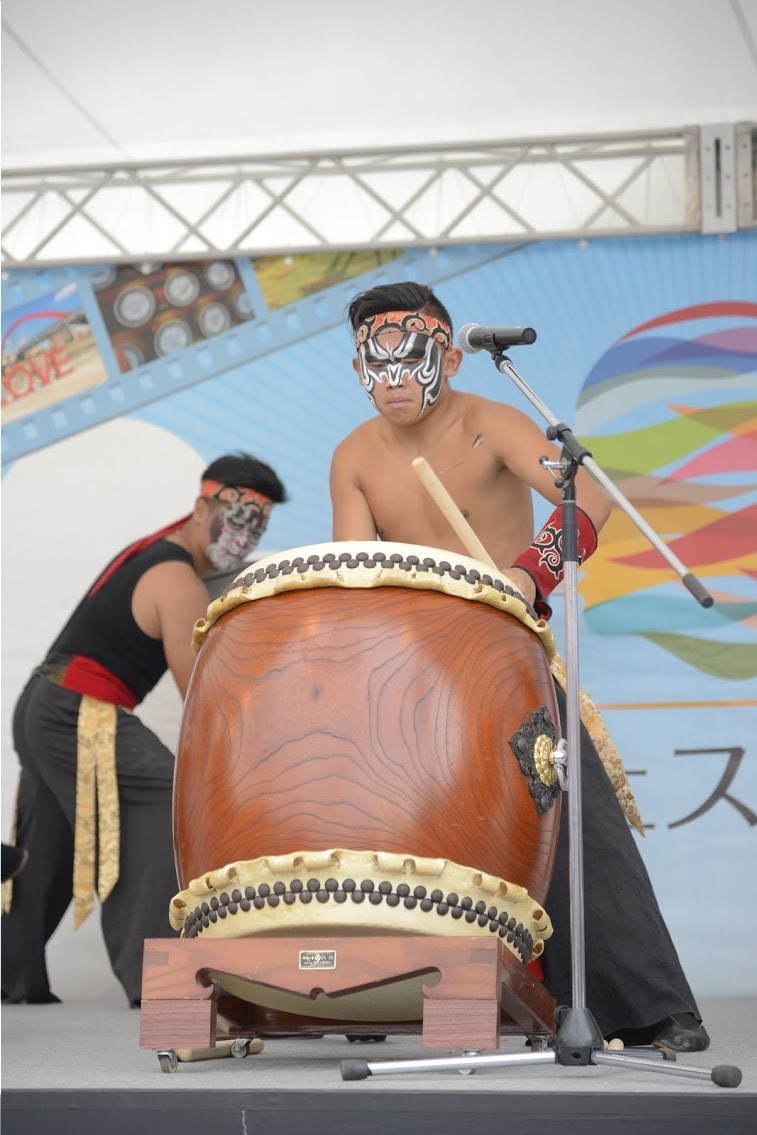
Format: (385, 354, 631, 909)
(411, 456, 498, 570)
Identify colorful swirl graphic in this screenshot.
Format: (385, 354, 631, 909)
(575, 302, 757, 680)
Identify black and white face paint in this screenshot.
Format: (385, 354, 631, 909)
(357, 331, 445, 417)
(201, 481, 273, 573)
(206, 499, 271, 572)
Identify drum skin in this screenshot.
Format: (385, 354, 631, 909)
(174, 582, 561, 905)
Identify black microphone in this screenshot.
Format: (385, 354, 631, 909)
(457, 323, 537, 353)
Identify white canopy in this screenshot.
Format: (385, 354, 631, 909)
(3, 0, 756, 169)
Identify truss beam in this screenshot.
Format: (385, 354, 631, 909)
(2, 125, 755, 267)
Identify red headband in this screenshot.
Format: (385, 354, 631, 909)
(201, 479, 272, 507)
(355, 310, 452, 350)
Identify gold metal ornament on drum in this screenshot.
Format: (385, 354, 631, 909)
(170, 542, 561, 1022)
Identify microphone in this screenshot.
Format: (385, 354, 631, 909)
(457, 323, 537, 353)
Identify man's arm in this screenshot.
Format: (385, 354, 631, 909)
(330, 438, 378, 540)
(489, 403, 611, 610)
(490, 403, 610, 531)
(134, 562, 210, 697)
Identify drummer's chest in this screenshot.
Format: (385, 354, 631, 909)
(360, 444, 520, 543)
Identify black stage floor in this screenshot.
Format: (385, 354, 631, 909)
(3, 995, 756, 1134)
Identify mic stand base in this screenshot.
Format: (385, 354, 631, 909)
(341, 1045, 742, 1087)
(553, 1004, 604, 1066)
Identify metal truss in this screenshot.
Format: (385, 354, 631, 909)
(2, 124, 755, 267)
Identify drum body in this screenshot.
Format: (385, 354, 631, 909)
(171, 543, 562, 1020)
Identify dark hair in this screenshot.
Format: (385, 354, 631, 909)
(202, 452, 288, 503)
(347, 282, 453, 336)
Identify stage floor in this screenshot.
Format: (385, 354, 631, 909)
(3, 995, 756, 1134)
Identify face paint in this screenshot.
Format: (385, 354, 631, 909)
(201, 481, 273, 572)
(354, 310, 452, 418)
(355, 310, 451, 350)
(357, 332, 445, 415)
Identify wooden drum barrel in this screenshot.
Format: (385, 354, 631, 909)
(169, 542, 563, 1020)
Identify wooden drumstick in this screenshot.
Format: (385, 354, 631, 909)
(411, 456, 498, 570)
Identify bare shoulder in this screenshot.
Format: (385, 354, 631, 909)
(332, 418, 382, 469)
(138, 557, 207, 605)
(455, 392, 549, 473)
(459, 391, 531, 429)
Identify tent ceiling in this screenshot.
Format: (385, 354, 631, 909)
(3, 0, 757, 170)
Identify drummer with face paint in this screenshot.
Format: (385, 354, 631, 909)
(2, 452, 286, 1008)
(336, 282, 609, 612)
(331, 281, 709, 1054)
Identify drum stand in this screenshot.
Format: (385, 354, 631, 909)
(341, 349, 742, 1089)
(140, 933, 558, 1070)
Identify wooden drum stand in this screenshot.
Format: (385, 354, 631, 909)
(139, 934, 555, 1072)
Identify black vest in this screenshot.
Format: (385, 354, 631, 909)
(47, 540, 194, 704)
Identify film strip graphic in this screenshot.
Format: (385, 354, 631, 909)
(1, 243, 510, 464)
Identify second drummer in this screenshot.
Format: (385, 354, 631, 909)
(330, 279, 709, 1053)
(2, 452, 287, 1008)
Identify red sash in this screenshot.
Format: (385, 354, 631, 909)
(58, 655, 138, 710)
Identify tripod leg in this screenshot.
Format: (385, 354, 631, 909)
(593, 1050, 742, 1088)
(342, 1050, 558, 1080)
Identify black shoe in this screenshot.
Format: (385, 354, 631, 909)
(652, 1013, 710, 1052)
(607, 1012, 710, 1053)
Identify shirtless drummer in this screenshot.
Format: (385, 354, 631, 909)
(330, 280, 709, 1052)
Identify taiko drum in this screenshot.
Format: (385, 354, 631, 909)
(173, 543, 562, 918)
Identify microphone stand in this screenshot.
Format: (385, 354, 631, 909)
(342, 348, 742, 1090)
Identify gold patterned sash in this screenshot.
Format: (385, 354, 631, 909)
(73, 696, 120, 926)
(3, 694, 121, 922)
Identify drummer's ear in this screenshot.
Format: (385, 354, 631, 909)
(444, 346, 463, 379)
(192, 495, 212, 523)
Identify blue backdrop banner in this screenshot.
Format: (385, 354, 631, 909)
(3, 231, 755, 994)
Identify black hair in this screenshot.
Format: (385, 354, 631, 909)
(347, 282, 453, 336)
(202, 452, 288, 503)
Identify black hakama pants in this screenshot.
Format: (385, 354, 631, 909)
(2, 673, 178, 1005)
(542, 683, 701, 1038)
